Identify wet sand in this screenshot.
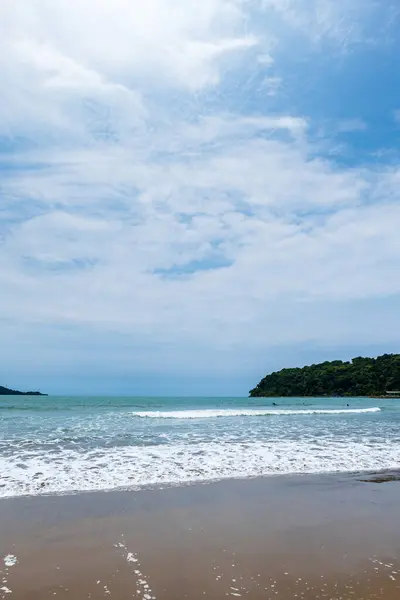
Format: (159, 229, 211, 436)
(1, 472, 399, 599)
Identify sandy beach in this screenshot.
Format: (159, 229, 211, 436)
(1, 472, 399, 599)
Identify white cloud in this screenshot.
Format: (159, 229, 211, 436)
(260, 0, 394, 46)
(0, 0, 399, 384)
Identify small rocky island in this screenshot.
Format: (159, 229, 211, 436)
(0, 385, 47, 396)
(250, 353, 400, 397)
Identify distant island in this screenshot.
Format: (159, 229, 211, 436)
(249, 353, 400, 398)
(0, 385, 47, 396)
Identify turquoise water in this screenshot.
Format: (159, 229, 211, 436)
(1, 396, 399, 497)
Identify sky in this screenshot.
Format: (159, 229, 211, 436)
(1, 0, 400, 396)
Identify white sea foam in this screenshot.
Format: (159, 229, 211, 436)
(1, 555, 18, 600)
(0, 587, 12, 596)
(3, 556, 17, 569)
(116, 540, 156, 600)
(0, 437, 398, 498)
(132, 407, 381, 419)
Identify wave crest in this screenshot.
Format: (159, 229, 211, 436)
(132, 407, 381, 419)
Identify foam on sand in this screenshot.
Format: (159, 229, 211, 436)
(1, 555, 18, 599)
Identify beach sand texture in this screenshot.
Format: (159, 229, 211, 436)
(1, 473, 399, 600)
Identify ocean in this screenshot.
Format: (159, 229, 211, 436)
(1, 396, 399, 498)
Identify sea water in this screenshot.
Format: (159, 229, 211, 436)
(0, 396, 399, 498)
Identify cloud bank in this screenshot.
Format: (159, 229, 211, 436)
(1, 0, 400, 393)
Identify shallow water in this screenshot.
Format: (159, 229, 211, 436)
(1, 395, 399, 497)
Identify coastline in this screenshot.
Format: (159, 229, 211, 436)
(3, 397, 398, 499)
(1, 472, 399, 599)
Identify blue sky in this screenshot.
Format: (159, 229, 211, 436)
(1, 0, 400, 396)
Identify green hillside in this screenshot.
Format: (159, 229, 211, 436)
(0, 385, 46, 396)
(249, 354, 400, 397)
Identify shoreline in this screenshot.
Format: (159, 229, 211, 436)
(1, 465, 400, 502)
(1, 472, 399, 599)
